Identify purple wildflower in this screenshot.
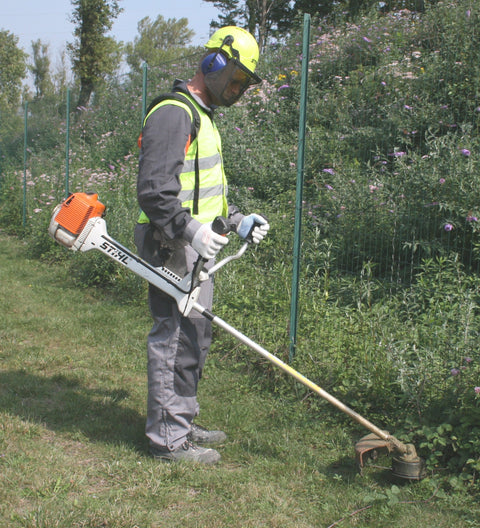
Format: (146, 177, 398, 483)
(451, 368, 460, 376)
(444, 223, 453, 232)
(323, 168, 335, 175)
(460, 148, 471, 156)
(475, 387, 480, 394)
(466, 216, 478, 222)
(325, 184, 334, 190)
(439, 178, 446, 184)
(278, 84, 290, 90)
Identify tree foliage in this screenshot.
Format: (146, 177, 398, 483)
(203, 0, 431, 48)
(68, 0, 123, 108)
(204, 0, 292, 50)
(124, 16, 195, 71)
(0, 30, 27, 109)
(29, 40, 54, 98)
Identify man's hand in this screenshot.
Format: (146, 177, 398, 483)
(191, 222, 229, 259)
(237, 213, 270, 244)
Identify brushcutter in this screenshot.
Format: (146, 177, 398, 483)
(48, 192, 426, 480)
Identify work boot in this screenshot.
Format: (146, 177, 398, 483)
(151, 440, 221, 464)
(188, 423, 227, 444)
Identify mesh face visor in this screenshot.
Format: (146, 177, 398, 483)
(204, 56, 262, 107)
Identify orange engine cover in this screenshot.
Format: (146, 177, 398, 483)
(54, 193, 106, 235)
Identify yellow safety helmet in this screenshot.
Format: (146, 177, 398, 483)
(202, 26, 261, 107)
(205, 26, 260, 78)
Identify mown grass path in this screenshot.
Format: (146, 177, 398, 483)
(0, 232, 478, 527)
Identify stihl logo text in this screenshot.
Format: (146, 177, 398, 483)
(100, 241, 129, 264)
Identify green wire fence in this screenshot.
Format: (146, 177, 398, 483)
(5, 5, 480, 365)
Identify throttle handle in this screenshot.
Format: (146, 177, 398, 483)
(212, 216, 234, 236)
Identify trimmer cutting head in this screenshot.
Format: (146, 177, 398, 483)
(355, 433, 426, 480)
(391, 454, 427, 480)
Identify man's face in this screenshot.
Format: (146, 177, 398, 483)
(204, 60, 256, 107)
(223, 69, 250, 101)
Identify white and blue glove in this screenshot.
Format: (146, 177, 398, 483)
(191, 222, 229, 259)
(237, 213, 270, 244)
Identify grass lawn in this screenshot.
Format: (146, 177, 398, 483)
(0, 231, 479, 527)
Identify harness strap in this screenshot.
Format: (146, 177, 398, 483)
(193, 148, 200, 215)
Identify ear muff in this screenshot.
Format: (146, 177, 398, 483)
(201, 52, 228, 74)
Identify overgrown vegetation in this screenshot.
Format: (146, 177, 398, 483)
(1, 0, 480, 499)
(2, 232, 479, 527)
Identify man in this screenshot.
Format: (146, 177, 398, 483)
(134, 26, 270, 464)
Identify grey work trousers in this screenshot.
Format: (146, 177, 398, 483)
(134, 223, 214, 451)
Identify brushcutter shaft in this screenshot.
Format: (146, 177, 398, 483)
(193, 301, 407, 454)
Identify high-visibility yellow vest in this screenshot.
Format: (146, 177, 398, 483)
(138, 92, 228, 225)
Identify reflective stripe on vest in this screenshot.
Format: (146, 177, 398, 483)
(138, 95, 228, 225)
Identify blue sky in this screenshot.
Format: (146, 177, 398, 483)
(1, 0, 219, 56)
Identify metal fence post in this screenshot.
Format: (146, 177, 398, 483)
(289, 14, 311, 362)
(22, 101, 28, 228)
(65, 87, 71, 198)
